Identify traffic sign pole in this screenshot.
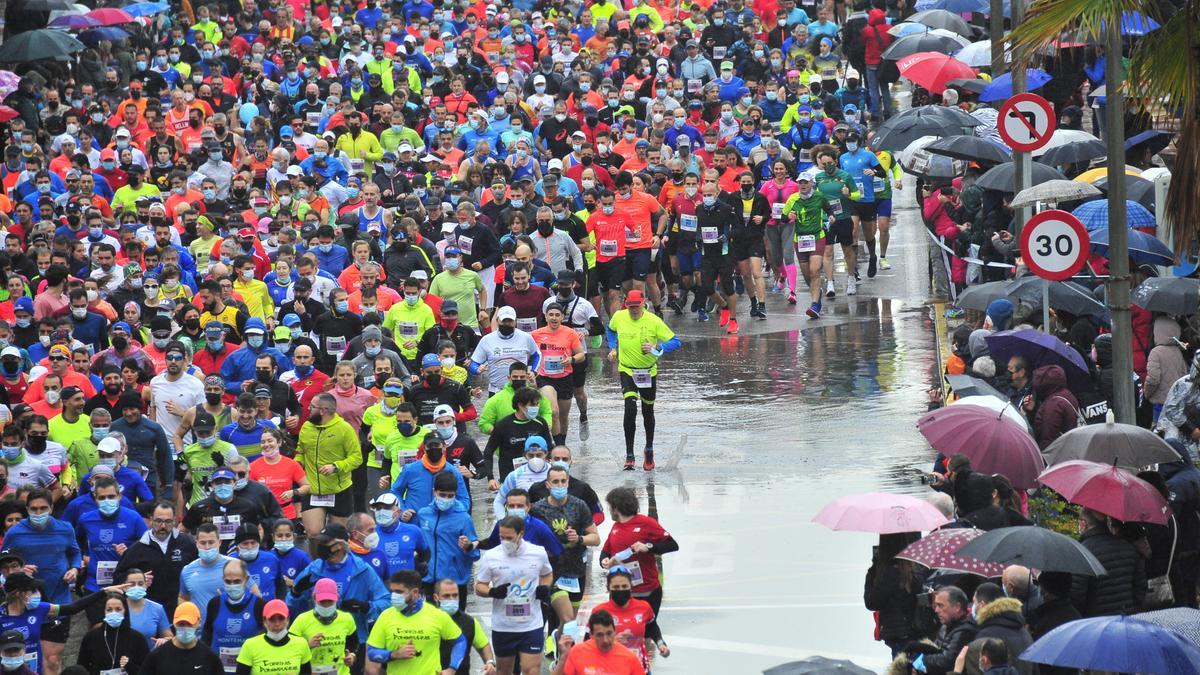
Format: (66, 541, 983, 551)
(1105, 22, 1134, 424)
(1012, 0, 1030, 238)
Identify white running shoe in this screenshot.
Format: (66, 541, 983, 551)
(879, 257, 892, 270)
(847, 278, 858, 296)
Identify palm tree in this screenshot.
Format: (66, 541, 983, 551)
(1007, 1, 1199, 256)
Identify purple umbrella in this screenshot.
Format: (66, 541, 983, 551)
(984, 329, 1091, 389)
(49, 14, 100, 29)
(917, 401, 1044, 489)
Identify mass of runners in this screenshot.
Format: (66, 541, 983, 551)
(0, 0, 1188, 669)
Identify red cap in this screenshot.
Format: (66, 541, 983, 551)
(263, 599, 289, 620)
(100, 148, 115, 161)
(237, 227, 255, 239)
(624, 290, 645, 306)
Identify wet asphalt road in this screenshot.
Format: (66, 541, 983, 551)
(459, 184, 942, 673)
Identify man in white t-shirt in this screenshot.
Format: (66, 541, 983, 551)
(469, 307, 540, 395)
(475, 515, 553, 675)
(148, 341, 206, 452)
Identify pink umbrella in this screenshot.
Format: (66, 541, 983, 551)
(916, 401, 1044, 490)
(87, 7, 135, 25)
(1039, 460, 1171, 524)
(896, 527, 1005, 576)
(898, 51, 978, 93)
(813, 493, 950, 534)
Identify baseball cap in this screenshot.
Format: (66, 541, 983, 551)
(421, 353, 441, 369)
(193, 410, 216, 433)
(370, 493, 399, 508)
(314, 578, 339, 603)
(49, 344, 71, 358)
(624, 290, 645, 306)
(547, 158, 564, 171)
(441, 299, 459, 314)
(383, 379, 405, 396)
(314, 523, 350, 542)
(525, 435, 548, 452)
(0, 550, 23, 568)
(0, 346, 19, 359)
(286, 165, 303, 177)
(204, 322, 225, 339)
(432, 404, 455, 420)
(496, 306, 517, 322)
(174, 602, 201, 625)
(282, 314, 302, 328)
(97, 437, 122, 456)
(444, 246, 462, 256)
(13, 297, 32, 315)
(208, 467, 236, 484)
(0, 629, 24, 651)
(263, 599, 289, 620)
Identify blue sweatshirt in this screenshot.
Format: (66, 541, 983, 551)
(415, 501, 479, 586)
(389, 463, 469, 519)
(76, 505, 148, 591)
(3, 518, 83, 604)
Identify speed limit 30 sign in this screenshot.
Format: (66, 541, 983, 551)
(1020, 210, 1090, 281)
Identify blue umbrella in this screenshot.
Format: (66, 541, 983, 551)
(890, 22, 931, 37)
(78, 26, 130, 44)
(1072, 199, 1157, 231)
(122, 1, 169, 17)
(1119, 11, 1161, 36)
(984, 329, 1090, 389)
(1089, 226, 1175, 266)
(913, 0, 990, 14)
(1125, 129, 1173, 155)
(1022, 615, 1200, 674)
(979, 69, 1053, 102)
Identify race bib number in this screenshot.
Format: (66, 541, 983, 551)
(214, 515, 241, 540)
(701, 226, 719, 244)
(101, 670, 122, 675)
(398, 449, 418, 466)
(348, 158, 365, 175)
(713, 46, 727, 59)
(556, 576, 581, 593)
(874, 177, 886, 192)
(504, 595, 533, 617)
(627, 560, 645, 585)
(512, 456, 528, 469)
(599, 239, 618, 256)
(679, 214, 697, 232)
(97, 560, 118, 586)
(311, 494, 336, 508)
(326, 335, 347, 359)
(543, 355, 566, 375)
(516, 317, 538, 332)
(220, 646, 239, 673)
(457, 235, 474, 255)
(306, 112, 321, 127)
(771, 203, 785, 219)
(625, 227, 641, 243)
(828, 199, 844, 217)
(688, 79, 702, 93)
(374, 444, 385, 464)
(822, 67, 837, 78)
(799, 149, 811, 163)
(796, 235, 817, 253)
(398, 321, 419, 338)
(632, 369, 653, 389)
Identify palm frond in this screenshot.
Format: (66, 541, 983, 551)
(1005, 0, 1158, 67)
(1126, 5, 1199, 115)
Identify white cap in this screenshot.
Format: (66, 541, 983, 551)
(547, 158, 563, 170)
(809, 74, 822, 84)
(432, 404, 455, 420)
(410, 269, 429, 280)
(846, 68, 861, 80)
(370, 492, 399, 507)
(286, 165, 303, 176)
(114, 127, 131, 138)
(441, 221, 457, 233)
(331, 15, 343, 26)
(496, 306, 517, 322)
(97, 437, 122, 455)
(496, 72, 509, 85)
(0, 346, 19, 359)
(398, 143, 414, 153)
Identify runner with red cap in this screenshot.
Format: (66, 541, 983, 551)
(236, 598, 314, 674)
(605, 290, 682, 471)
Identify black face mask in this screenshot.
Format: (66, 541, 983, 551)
(580, 156, 593, 166)
(537, 222, 554, 235)
(498, 325, 515, 337)
(205, 392, 223, 406)
(741, 185, 755, 196)
(27, 436, 47, 453)
(184, 318, 201, 331)
(425, 446, 444, 462)
(424, 373, 441, 387)
(375, 374, 389, 388)
(609, 589, 632, 606)
(255, 370, 273, 383)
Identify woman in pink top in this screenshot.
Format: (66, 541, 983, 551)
(759, 159, 801, 304)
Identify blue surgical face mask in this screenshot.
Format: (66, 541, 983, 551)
(314, 602, 338, 618)
(0, 656, 24, 669)
(507, 507, 526, 519)
(374, 508, 396, 526)
(175, 626, 198, 643)
(214, 484, 234, 501)
(526, 405, 540, 419)
(198, 435, 216, 448)
(26, 592, 41, 609)
(335, 300, 350, 313)
(97, 497, 120, 516)
(93, 427, 110, 440)
(444, 258, 461, 271)
(436, 426, 454, 440)
(247, 336, 265, 349)
(29, 512, 50, 528)
(391, 592, 408, 611)
(104, 611, 124, 627)
(847, 142, 859, 152)
(274, 540, 294, 553)
(198, 547, 221, 564)
(439, 599, 459, 614)
(435, 496, 455, 511)
(224, 582, 245, 600)
(550, 486, 569, 501)
(125, 586, 147, 601)
(238, 545, 259, 561)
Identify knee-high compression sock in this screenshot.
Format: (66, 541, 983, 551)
(784, 264, 798, 292)
(642, 401, 656, 453)
(623, 397, 638, 457)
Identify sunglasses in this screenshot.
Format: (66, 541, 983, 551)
(165, 354, 185, 362)
(49, 356, 68, 362)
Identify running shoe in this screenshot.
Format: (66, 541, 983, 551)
(697, 307, 710, 322)
(623, 457, 635, 471)
(643, 455, 656, 471)
(867, 254, 878, 279)
(787, 292, 798, 305)
(825, 280, 836, 298)
(847, 278, 858, 295)
(944, 307, 965, 319)
(756, 304, 767, 320)
(668, 297, 683, 315)
(806, 302, 821, 319)
(726, 318, 739, 334)
(772, 280, 784, 293)
(719, 308, 730, 326)
(734, 274, 745, 295)
(879, 257, 892, 270)
(578, 418, 590, 441)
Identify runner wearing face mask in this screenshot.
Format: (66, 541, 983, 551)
(202, 558, 268, 672)
(288, 579, 360, 675)
(235, 599, 313, 674)
(475, 516, 554, 675)
(588, 567, 670, 672)
(177, 411, 236, 507)
(490, 439, 554, 518)
(483, 390, 554, 487)
(542, 272, 603, 438)
(388, 430, 471, 523)
(136, 602, 224, 674)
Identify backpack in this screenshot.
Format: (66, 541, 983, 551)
(869, 26, 900, 84)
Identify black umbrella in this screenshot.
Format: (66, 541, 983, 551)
(1095, 173, 1156, 210)
(956, 280, 1012, 311)
(882, 32, 967, 60)
(1038, 139, 1108, 167)
(1006, 276, 1107, 317)
(955, 526, 1107, 576)
(872, 117, 973, 152)
(892, 104, 982, 128)
(975, 161, 1068, 192)
(908, 9, 973, 37)
(0, 29, 84, 62)
(18, 0, 75, 8)
(1132, 277, 1200, 315)
(946, 77, 988, 93)
(946, 374, 1007, 400)
(764, 657, 876, 675)
(926, 135, 1012, 164)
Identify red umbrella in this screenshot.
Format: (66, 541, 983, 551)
(812, 492, 950, 534)
(916, 400, 1044, 490)
(895, 528, 1005, 576)
(0, 105, 18, 123)
(87, 8, 135, 25)
(898, 51, 978, 93)
(1039, 460, 1171, 524)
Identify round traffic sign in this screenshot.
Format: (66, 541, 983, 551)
(1020, 210, 1090, 281)
(998, 93, 1057, 153)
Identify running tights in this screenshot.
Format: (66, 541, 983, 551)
(624, 399, 656, 455)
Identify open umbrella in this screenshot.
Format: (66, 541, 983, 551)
(916, 400, 1043, 489)
(1132, 277, 1200, 316)
(896, 528, 1005, 576)
(0, 29, 84, 62)
(86, 7, 135, 24)
(984, 329, 1090, 389)
(900, 147, 966, 179)
(954, 395, 1030, 428)
(48, 13, 100, 28)
(1113, 11, 1162, 36)
(925, 135, 1012, 164)
(956, 280, 1016, 311)
(892, 104, 983, 128)
(956, 526, 1107, 575)
(1004, 276, 1107, 317)
(1095, 173, 1157, 210)
(897, 52, 978, 93)
(0, 106, 18, 123)
(122, 1, 170, 17)
(1074, 165, 1142, 184)
(1039, 460, 1170, 524)
(813, 493, 950, 534)
(1043, 412, 1181, 468)
(1021, 616, 1200, 674)
(946, 374, 1007, 400)
(1033, 129, 1100, 156)
(21, 0, 75, 9)
(1072, 199, 1157, 231)
(883, 32, 968, 60)
(873, 117, 972, 153)
(953, 41, 1004, 68)
(78, 27, 131, 45)
(946, 77, 988, 93)
(763, 657, 876, 675)
(1135, 608, 1200, 647)
(1011, 180, 1102, 208)
(979, 69, 1053, 102)
(908, 9, 973, 37)
(1037, 139, 1107, 167)
(975, 162, 1067, 191)
(914, 0, 990, 13)
(1090, 227, 1174, 266)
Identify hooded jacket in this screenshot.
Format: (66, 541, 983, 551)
(296, 411, 362, 496)
(972, 597, 1036, 675)
(1145, 317, 1187, 404)
(218, 317, 293, 392)
(1032, 365, 1079, 449)
(861, 9, 894, 66)
(1071, 524, 1147, 616)
(288, 553, 390, 640)
(416, 499, 480, 586)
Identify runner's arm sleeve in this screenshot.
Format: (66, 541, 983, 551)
(652, 337, 681, 356)
(367, 645, 392, 663)
(447, 633, 468, 670)
(646, 620, 664, 644)
(605, 325, 618, 349)
(652, 535, 680, 555)
(54, 588, 110, 617)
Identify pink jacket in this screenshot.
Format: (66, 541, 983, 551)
(924, 195, 967, 284)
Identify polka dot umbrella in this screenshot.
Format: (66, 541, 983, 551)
(894, 527, 1005, 577)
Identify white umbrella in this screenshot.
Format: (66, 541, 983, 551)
(954, 40, 1011, 68)
(898, 135, 941, 165)
(48, 2, 89, 21)
(1033, 129, 1101, 156)
(1011, 180, 1102, 208)
(953, 395, 1029, 430)
(1140, 167, 1172, 182)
